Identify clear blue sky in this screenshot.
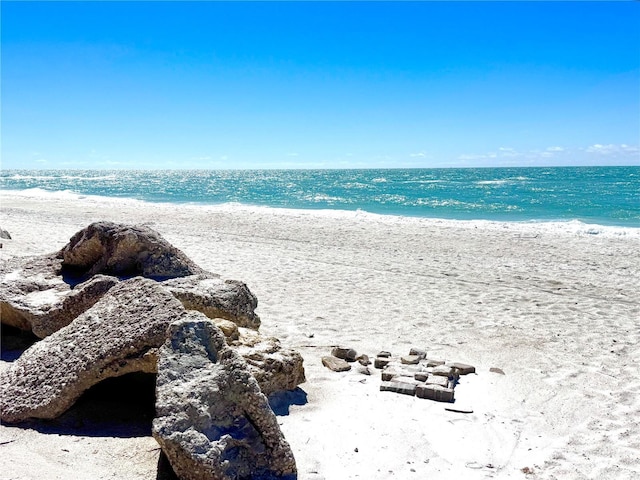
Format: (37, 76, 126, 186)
(2, 1, 639, 169)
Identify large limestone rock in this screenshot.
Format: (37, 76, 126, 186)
(0, 278, 186, 423)
(0, 222, 260, 337)
(162, 275, 261, 330)
(153, 316, 297, 480)
(1, 279, 304, 423)
(59, 221, 204, 281)
(0, 252, 118, 338)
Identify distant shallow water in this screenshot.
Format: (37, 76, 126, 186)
(2, 167, 639, 228)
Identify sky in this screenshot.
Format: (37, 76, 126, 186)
(1, 1, 639, 170)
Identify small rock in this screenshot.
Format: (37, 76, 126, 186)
(357, 366, 371, 376)
(377, 351, 392, 358)
(489, 367, 505, 375)
(450, 362, 475, 375)
(214, 318, 239, 341)
(431, 365, 454, 377)
(374, 357, 393, 369)
(331, 346, 358, 362)
(425, 359, 445, 367)
(356, 354, 370, 366)
(425, 375, 449, 388)
(380, 381, 416, 396)
(0, 228, 11, 240)
(416, 384, 454, 402)
(322, 356, 351, 372)
(414, 372, 429, 382)
(401, 355, 421, 365)
(409, 347, 427, 359)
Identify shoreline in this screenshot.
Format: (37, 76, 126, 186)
(1, 192, 639, 479)
(2, 188, 639, 238)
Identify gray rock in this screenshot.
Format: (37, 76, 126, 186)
(0, 278, 186, 423)
(374, 357, 393, 369)
(377, 351, 392, 358)
(0, 252, 119, 338)
(322, 356, 351, 372)
(152, 316, 296, 480)
(232, 328, 306, 396)
(425, 375, 450, 388)
(356, 353, 370, 366)
(162, 275, 261, 330)
(450, 362, 476, 375)
(380, 381, 416, 396)
(0, 227, 11, 239)
(401, 355, 421, 365)
(425, 359, 445, 367)
(59, 221, 204, 280)
(489, 367, 506, 375)
(416, 384, 455, 402)
(331, 346, 358, 362)
(431, 365, 454, 377)
(409, 347, 427, 359)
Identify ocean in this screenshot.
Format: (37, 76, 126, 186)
(1, 167, 639, 228)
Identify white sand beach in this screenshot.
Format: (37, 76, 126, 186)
(1, 190, 639, 480)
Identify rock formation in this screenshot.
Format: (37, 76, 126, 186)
(0, 278, 186, 422)
(0, 222, 261, 337)
(1, 221, 304, 478)
(162, 275, 260, 330)
(152, 316, 297, 480)
(59, 221, 204, 281)
(0, 279, 304, 423)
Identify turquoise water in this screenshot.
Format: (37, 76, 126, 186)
(1, 167, 639, 227)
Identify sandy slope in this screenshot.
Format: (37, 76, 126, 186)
(1, 191, 639, 480)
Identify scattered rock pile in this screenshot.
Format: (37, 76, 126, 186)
(0, 222, 304, 479)
(322, 346, 475, 403)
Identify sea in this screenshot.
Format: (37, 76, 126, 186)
(1, 167, 639, 228)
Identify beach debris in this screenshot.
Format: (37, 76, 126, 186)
(322, 356, 351, 372)
(445, 405, 474, 414)
(153, 316, 296, 480)
(331, 346, 358, 362)
(450, 362, 476, 375)
(356, 353, 371, 366)
(324, 347, 475, 404)
(409, 347, 427, 359)
(416, 385, 455, 402)
(374, 356, 394, 369)
(0, 227, 11, 239)
(380, 380, 417, 396)
(401, 354, 421, 365)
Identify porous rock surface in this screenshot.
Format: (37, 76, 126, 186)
(0, 253, 118, 338)
(232, 328, 306, 395)
(162, 275, 260, 330)
(152, 316, 297, 480)
(59, 221, 204, 280)
(1, 282, 304, 423)
(0, 277, 186, 423)
(0, 222, 260, 336)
